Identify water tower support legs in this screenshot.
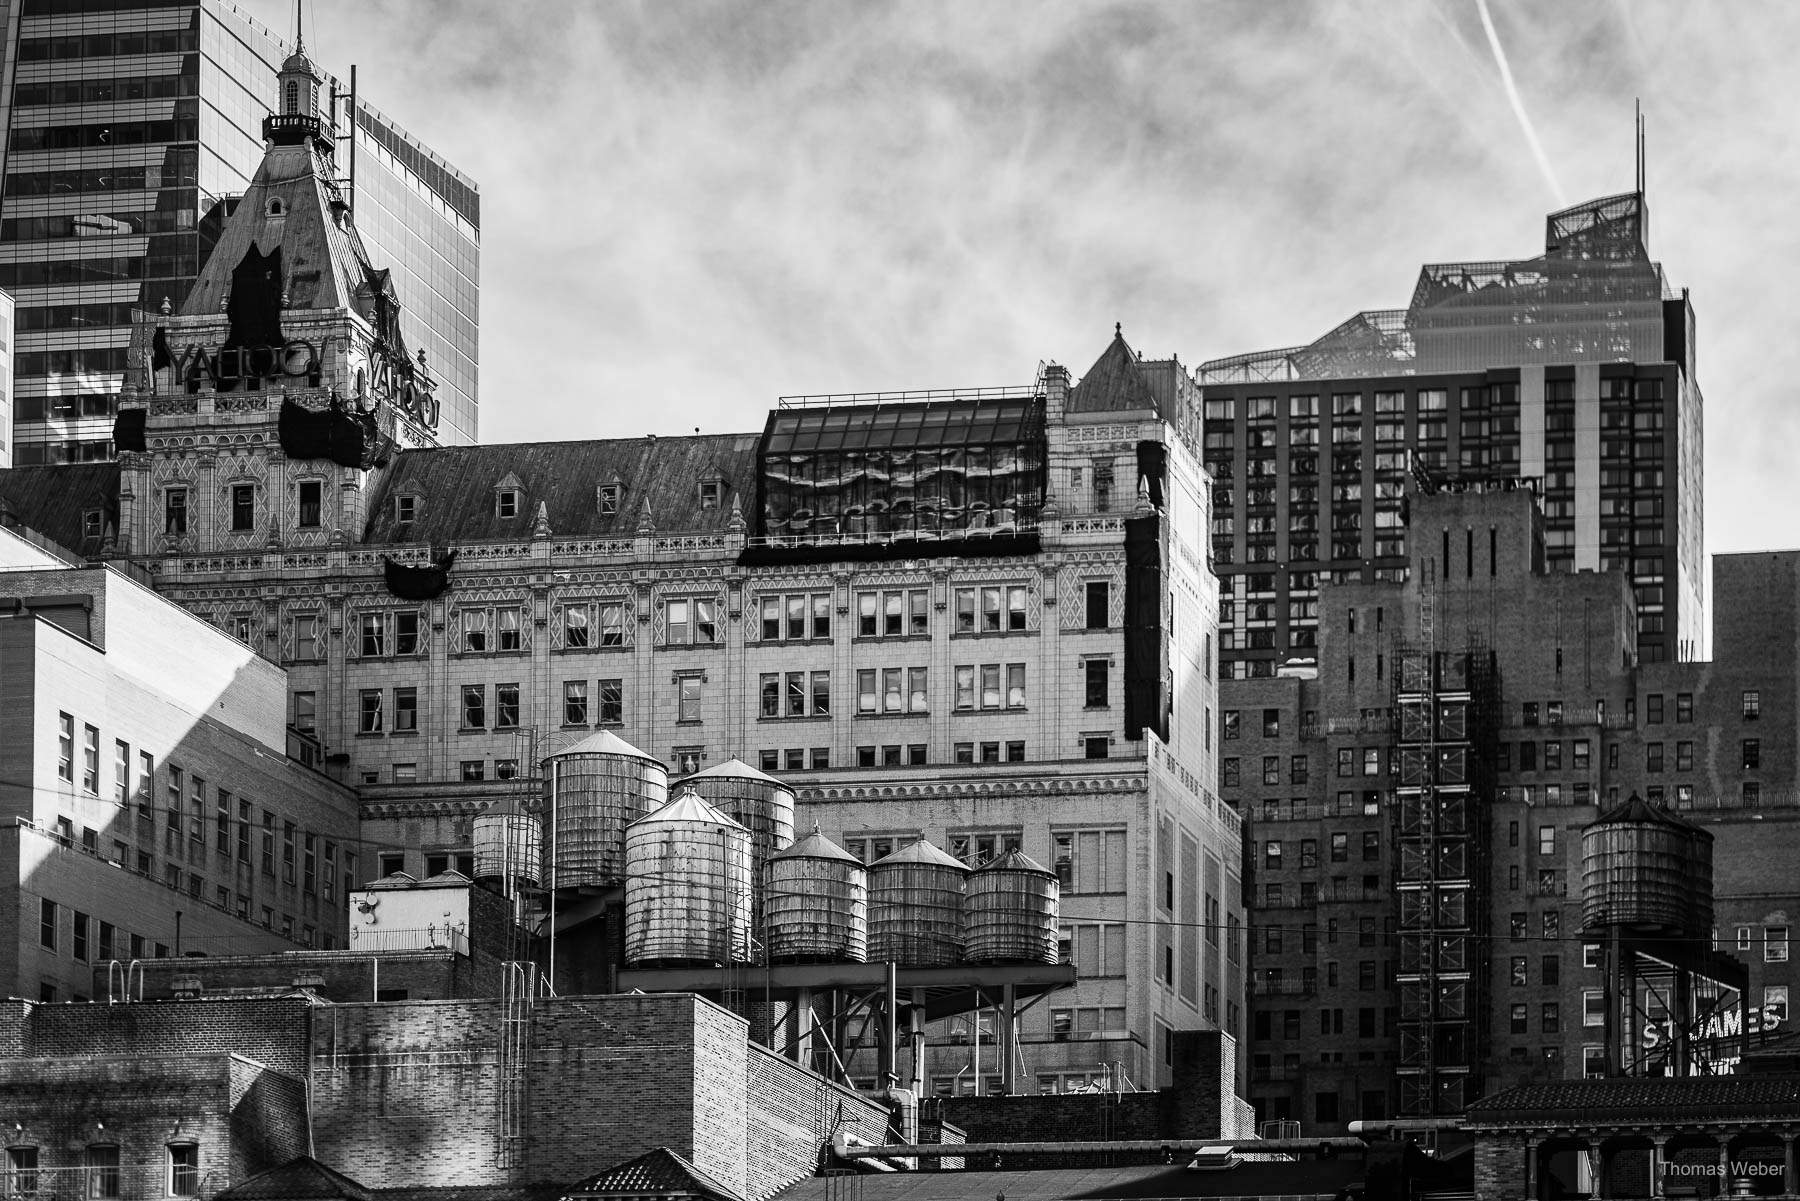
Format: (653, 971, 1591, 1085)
(909, 989, 926, 1095)
(999, 983, 1018, 1095)
(1673, 967, 1691, 1077)
(881, 961, 898, 1089)
(796, 987, 814, 1067)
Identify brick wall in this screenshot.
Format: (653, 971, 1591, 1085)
(0, 1050, 304, 1196)
(227, 1055, 310, 1182)
(18, 995, 314, 1077)
(745, 1043, 891, 1199)
(1473, 1134, 1525, 1201)
(96, 948, 476, 1003)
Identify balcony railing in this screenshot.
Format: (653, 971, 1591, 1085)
(2, 1163, 226, 1201)
(343, 925, 468, 956)
(1249, 978, 1318, 997)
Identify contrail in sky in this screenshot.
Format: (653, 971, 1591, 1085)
(1474, 0, 1569, 208)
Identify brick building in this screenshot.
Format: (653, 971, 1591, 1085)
(0, 54, 1243, 1101)
(1223, 482, 1800, 1133)
(0, 524, 361, 1002)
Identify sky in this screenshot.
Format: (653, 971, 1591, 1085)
(245, 0, 1800, 574)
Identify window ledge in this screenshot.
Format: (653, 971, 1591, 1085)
(759, 713, 835, 723)
(758, 636, 837, 647)
(854, 710, 930, 721)
(458, 727, 488, 735)
(949, 629, 1036, 639)
(389, 729, 419, 738)
(556, 643, 631, 653)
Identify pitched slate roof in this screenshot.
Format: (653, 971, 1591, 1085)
(215, 1157, 373, 1201)
(182, 139, 372, 317)
(363, 433, 760, 545)
(560, 1148, 740, 1201)
(1465, 1075, 1800, 1125)
(0, 463, 119, 557)
(1068, 327, 1159, 416)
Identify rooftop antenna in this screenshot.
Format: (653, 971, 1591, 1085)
(1635, 99, 1645, 197)
(293, 0, 304, 51)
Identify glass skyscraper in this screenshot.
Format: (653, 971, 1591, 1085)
(0, 0, 478, 465)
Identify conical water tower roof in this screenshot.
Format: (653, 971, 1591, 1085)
(771, 825, 860, 864)
(687, 756, 790, 787)
(629, 788, 748, 831)
(553, 728, 661, 764)
(1588, 791, 1710, 837)
(975, 848, 1056, 877)
(870, 837, 967, 871)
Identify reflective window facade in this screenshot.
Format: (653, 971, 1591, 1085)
(0, 0, 479, 465)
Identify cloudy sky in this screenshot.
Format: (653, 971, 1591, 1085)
(247, 0, 1800, 574)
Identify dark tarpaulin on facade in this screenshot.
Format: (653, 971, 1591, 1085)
(112, 407, 147, 452)
(383, 549, 457, 600)
(1135, 439, 1167, 510)
(151, 326, 172, 371)
(737, 531, 1041, 568)
(223, 244, 283, 344)
(279, 397, 393, 469)
(1123, 514, 1166, 742)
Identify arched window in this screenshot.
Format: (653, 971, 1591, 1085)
(284, 80, 299, 113)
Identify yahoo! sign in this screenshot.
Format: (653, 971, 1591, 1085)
(180, 339, 321, 391)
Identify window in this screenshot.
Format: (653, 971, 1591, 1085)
(1337, 748, 1354, 777)
(1330, 832, 1348, 862)
(1538, 825, 1556, 855)
(1744, 690, 1761, 720)
(81, 725, 99, 793)
(1543, 910, 1560, 939)
(1584, 990, 1606, 1026)
(862, 589, 928, 638)
(294, 613, 320, 659)
(1769, 926, 1790, 963)
(38, 899, 56, 951)
(1006, 663, 1026, 707)
(360, 612, 389, 657)
(57, 714, 74, 782)
(293, 691, 317, 734)
(164, 488, 188, 535)
(461, 685, 486, 729)
(496, 489, 520, 518)
(85, 1147, 119, 1200)
(1646, 694, 1664, 724)
(1542, 955, 1560, 985)
(1084, 735, 1109, 760)
(1084, 660, 1109, 708)
(598, 483, 620, 515)
(1085, 580, 1109, 629)
(698, 479, 722, 510)
(8, 1146, 39, 1196)
(359, 690, 384, 734)
(1510, 1003, 1528, 1034)
(1676, 741, 1693, 771)
(1542, 1002, 1560, 1033)
(394, 688, 417, 733)
(1262, 708, 1281, 738)
(461, 760, 486, 782)
(395, 494, 418, 527)
(1052, 829, 1127, 892)
(599, 678, 623, 724)
(565, 681, 589, 725)
(761, 592, 832, 641)
(1744, 739, 1762, 770)
(230, 483, 256, 531)
(1291, 754, 1309, 785)
(1222, 710, 1240, 740)
(678, 676, 702, 722)
(666, 597, 718, 645)
(297, 480, 322, 527)
(496, 683, 520, 729)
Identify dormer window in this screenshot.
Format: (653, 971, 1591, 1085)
(598, 484, 620, 516)
(395, 494, 417, 528)
(699, 480, 721, 511)
(82, 510, 103, 541)
(496, 490, 520, 519)
(266, 198, 285, 218)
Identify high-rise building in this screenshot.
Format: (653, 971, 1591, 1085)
(1199, 192, 1701, 671)
(0, 0, 478, 464)
(1222, 482, 1800, 1133)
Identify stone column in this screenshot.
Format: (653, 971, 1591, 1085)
(1783, 1132, 1795, 1197)
(1718, 1139, 1730, 1196)
(1523, 1136, 1537, 1201)
(1650, 1134, 1668, 1198)
(1593, 1138, 1607, 1200)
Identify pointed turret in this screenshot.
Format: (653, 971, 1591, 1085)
(1069, 323, 1159, 416)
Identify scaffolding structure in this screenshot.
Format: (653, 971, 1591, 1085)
(1393, 631, 1499, 1115)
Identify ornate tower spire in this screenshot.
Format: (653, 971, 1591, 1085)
(267, 1, 331, 154)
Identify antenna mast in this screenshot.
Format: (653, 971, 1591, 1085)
(1635, 99, 1645, 196)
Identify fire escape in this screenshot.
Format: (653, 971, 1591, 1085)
(1394, 626, 1496, 1115)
